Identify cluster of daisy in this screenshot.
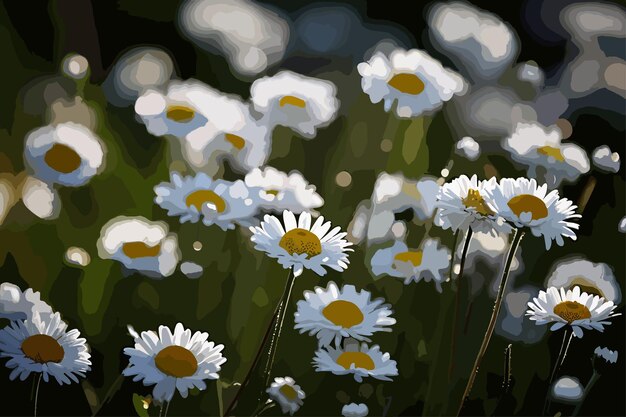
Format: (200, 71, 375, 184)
(0, 283, 91, 387)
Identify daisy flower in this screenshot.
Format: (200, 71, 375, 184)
(313, 342, 398, 382)
(266, 376, 305, 415)
(123, 323, 226, 403)
(24, 122, 105, 187)
(245, 167, 324, 214)
(546, 258, 621, 304)
(487, 177, 581, 249)
(503, 122, 590, 186)
(154, 172, 260, 230)
(180, 96, 271, 175)
(342, 403, 369, 417)
(370, 239, 451, 291)
(19, 176, 61, 220)
(435, 175, 506, 235)
(250, 71, 339, 138)
(526, 286, 620, 338)
(249, 210, 352, 277)
(97, 216, 180, 278)
(294, 282, 395, 347)
(0, 312, 91, 384)
(0, 283, 53, 322)
(357, 48, 466, 118)
(134, 80, 214, 138)
(551, 376, 584, 403)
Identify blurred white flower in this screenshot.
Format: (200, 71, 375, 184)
(250, 71, 339, 137)
(19, 176, 60, 220)
(0, 283, 53, 322)
(65, 247, 91, 267)
(266, 376, 305, 415)
(342, 403, 369, 417)
(0, 178, 17, 225)
(592, 145, 620, 173)
(546, 257, 621, 304)
(358, 48, 465, 118)
(455, 136, 481, 161)
(551, 376, 584, 403)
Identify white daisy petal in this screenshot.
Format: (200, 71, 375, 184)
(313, 342, 398, 382)
(266, 376, 306, 415)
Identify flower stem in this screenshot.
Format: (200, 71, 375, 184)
(34, 374, 42, 417)
(224, 269, 294, 416)
(164, 399, 171, 417)
(543, 329, 574, 415)
(572, 371, 600, 417)
(448, 228, 473, 380)
(456, 228, 524, 416)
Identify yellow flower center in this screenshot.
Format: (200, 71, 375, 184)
(387, 73, 425, 95)
(394, 251, 423, 267)
(279, 95, 306, 108)
(322, 300, 364, 328)
(166, 105, 195, 123)
(21, 334, 64, 364)
(278, 228, 322, 258)
(264, 189, 279, 196)
(122, 242, 161, 259)
(185, 190, 226, 213)
(537, 146, 565, 162)
(569, 279, 604, 298)
(279, 384, 299, 401)
(44, 143, 81, 174)
(462, 189, 494, 216)
(507, 194, 548, 220)
(336, 352, 375, 370)
(225, 133, 245, 150)
(553, 301, 592, 323)
(154, 345, 198, 378)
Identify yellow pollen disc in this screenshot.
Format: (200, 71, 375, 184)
(279, 228, 322, 258)
(185, 190, 226, 213)
(166, 105, 195, 122)
(264, 189, 279, 196)
(537, 146, 565, 162)
(225, 133, 245, 150)
(553, 301, 591, 323)
(322, 300, 364, 328)
(44, 143, 81, 174)
(21, 334, 64, 364)
(462, 189, 494, 216)
(336, 352, 375, 370)
(507, 194, 548, 220)
(569, 279, 604, 298)
(394, 251, 423, 267)
(155, 345, 198, 378)
(279, 385, 299, 401)
(279, 95, 306, 108)
(122, 242, 161, 259)
(387, 73, 425, 95)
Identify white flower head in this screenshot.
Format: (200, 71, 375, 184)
(526, 286, 620, 338)
(249, 210, 352, 277)
(123, 323, 226, 403)
(245, 167, 324, 214)
(97, 216, 180, 278)
(24, 122, 105, 187)
(435, 175, 508, 235)
(313, 342, 398, 383)
(134, 80, 214, 138)
(594, 346, 618, 364)
(250, 71, 339, 138)
(456, 136, 481, 161)
(0, 283, 53, 322)
(266, 376, 305, 415)
(503, 122, 590, 186)
(294, 281, 395, 347)
(20, 176, 61, 220)
(0, 312, 91, 384)
(0, 178, 17, 226)
(370, 239, 451, 290)
(592, 145, 620, 173)
(154, 172, 260, 230)
(358, 48, 466, 118)
(551, 376, 584, 403)
(546, 258, 621, 304)
(487, 178, 581, 249)
(342, 403, 369, 417)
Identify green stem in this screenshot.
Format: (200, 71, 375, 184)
(456, 229, 524, 416)
(34, 374, 42, 417)
(572, 371, 600, 417)
(542, 329, 573, 415)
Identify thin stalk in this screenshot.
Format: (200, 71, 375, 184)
(572, 371, 600, 417)
(543, 329, 573, 415)
(448, 228, 474, 379)
(224, 269, 293, 417)
(456, 229, 524, 416)
(91, 372, 125, 416)
(253, 401, 275, 417)
(262, 270, 297, 388)
(34, 374, 42, 417)
(164, 399, 171, 417)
